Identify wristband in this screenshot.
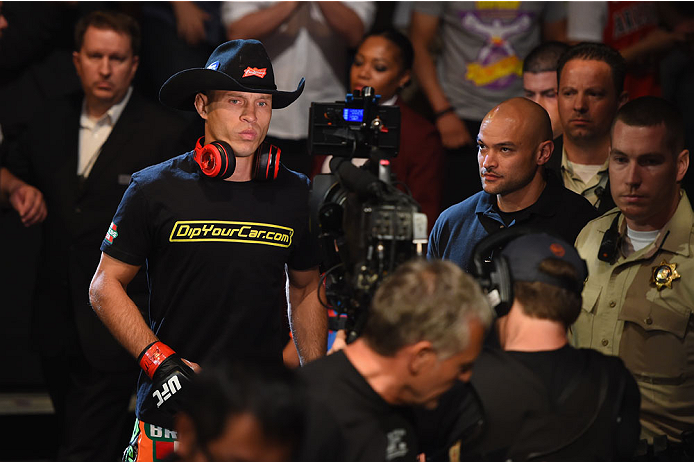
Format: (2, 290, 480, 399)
(138, 341, 176, 379)
(434, 107, 455, 120)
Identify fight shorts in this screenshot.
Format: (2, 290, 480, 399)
(122, 418, 179, 462)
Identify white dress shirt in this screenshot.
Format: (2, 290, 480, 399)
(78, 86, 133, 178)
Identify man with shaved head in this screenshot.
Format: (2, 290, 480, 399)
(428, 97, 598, 273)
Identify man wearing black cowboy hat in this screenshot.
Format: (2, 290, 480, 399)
(89, 39, 326, 462)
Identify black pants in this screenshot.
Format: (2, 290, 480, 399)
(41, 352, 137, 462)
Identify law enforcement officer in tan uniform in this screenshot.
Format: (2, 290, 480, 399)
(572, 96, 693, 460)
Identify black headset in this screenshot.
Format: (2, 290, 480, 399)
(470, 226, 544, 318)
(193, 137, 281, 181)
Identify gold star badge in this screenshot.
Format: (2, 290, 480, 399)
(651, 260, 680, 290)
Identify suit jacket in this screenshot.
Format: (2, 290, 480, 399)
(7, 90, 194, 370)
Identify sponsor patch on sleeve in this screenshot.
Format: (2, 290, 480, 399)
(104, 221, 118, 244)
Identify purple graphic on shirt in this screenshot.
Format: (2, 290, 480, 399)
(459, 11, 533, 90)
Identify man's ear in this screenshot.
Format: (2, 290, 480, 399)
(175, 413, 197, 459)
(194, 93, 209, 119)
(130, 55, 140, 76)
(72, 51, 81, 75)
(407, 340, 436, 376)
(536, 139, 553, 166)
(617, 91, 629, 109)
(676, 149, 690, 183)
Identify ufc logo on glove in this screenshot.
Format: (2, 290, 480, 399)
(152, 375, 183, 407)
(137, 341, 195, 426)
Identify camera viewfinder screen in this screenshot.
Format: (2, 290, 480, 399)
(343, 108, 364, 122)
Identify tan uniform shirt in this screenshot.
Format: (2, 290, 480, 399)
(561, 146, 609, 208)
(572, 192, 694, 442)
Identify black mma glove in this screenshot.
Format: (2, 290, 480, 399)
(137, 341, 195, 428)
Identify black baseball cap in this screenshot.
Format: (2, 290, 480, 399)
(501, 233, 587, 294)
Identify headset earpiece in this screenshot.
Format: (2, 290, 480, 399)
(194, 137, 236, 179)
(472, 251, 513, 319)
(487, 256, 513, 318)
(471, 236, 512, 319)
(253, 142, 281, 181)
(194, 138, 280, 181)
(471, 226, 543, 318)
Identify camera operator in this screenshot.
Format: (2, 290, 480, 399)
(298, 258, 492, 462)
(429, 232, 641, 461)
(315, 29, 444, 230)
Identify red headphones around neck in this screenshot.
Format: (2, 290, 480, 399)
(193, 137, 281, 181)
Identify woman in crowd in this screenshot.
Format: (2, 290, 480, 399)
(314, 29, 445, 231)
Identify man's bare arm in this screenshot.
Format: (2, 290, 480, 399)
(317, 2, 366, 48)
(288, 266, 327, 365)
(1, 167, 47, 226)
(410, 11, 472, 148)
(89, 252, 157, 358)
(411, 11, 448, 114)
(226, 2, 299, 40)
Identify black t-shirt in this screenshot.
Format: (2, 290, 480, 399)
(455, 345, 641, 462)
(298, 351, 420, 462)
(506, 345, 589, 405)
(101, 152, 320, 424)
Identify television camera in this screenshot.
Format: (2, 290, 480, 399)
(308, 88, 428, 342)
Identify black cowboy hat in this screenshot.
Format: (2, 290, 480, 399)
(159, 39, 304, 110)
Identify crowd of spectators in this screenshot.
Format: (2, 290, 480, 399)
(1, 2, 693, 462)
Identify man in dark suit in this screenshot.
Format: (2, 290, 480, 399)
(5, 11, 192, 462)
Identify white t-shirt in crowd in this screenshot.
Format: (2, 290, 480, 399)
(221, 2, 375, 140)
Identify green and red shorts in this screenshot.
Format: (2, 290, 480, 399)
(122, 418, 178, 462)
